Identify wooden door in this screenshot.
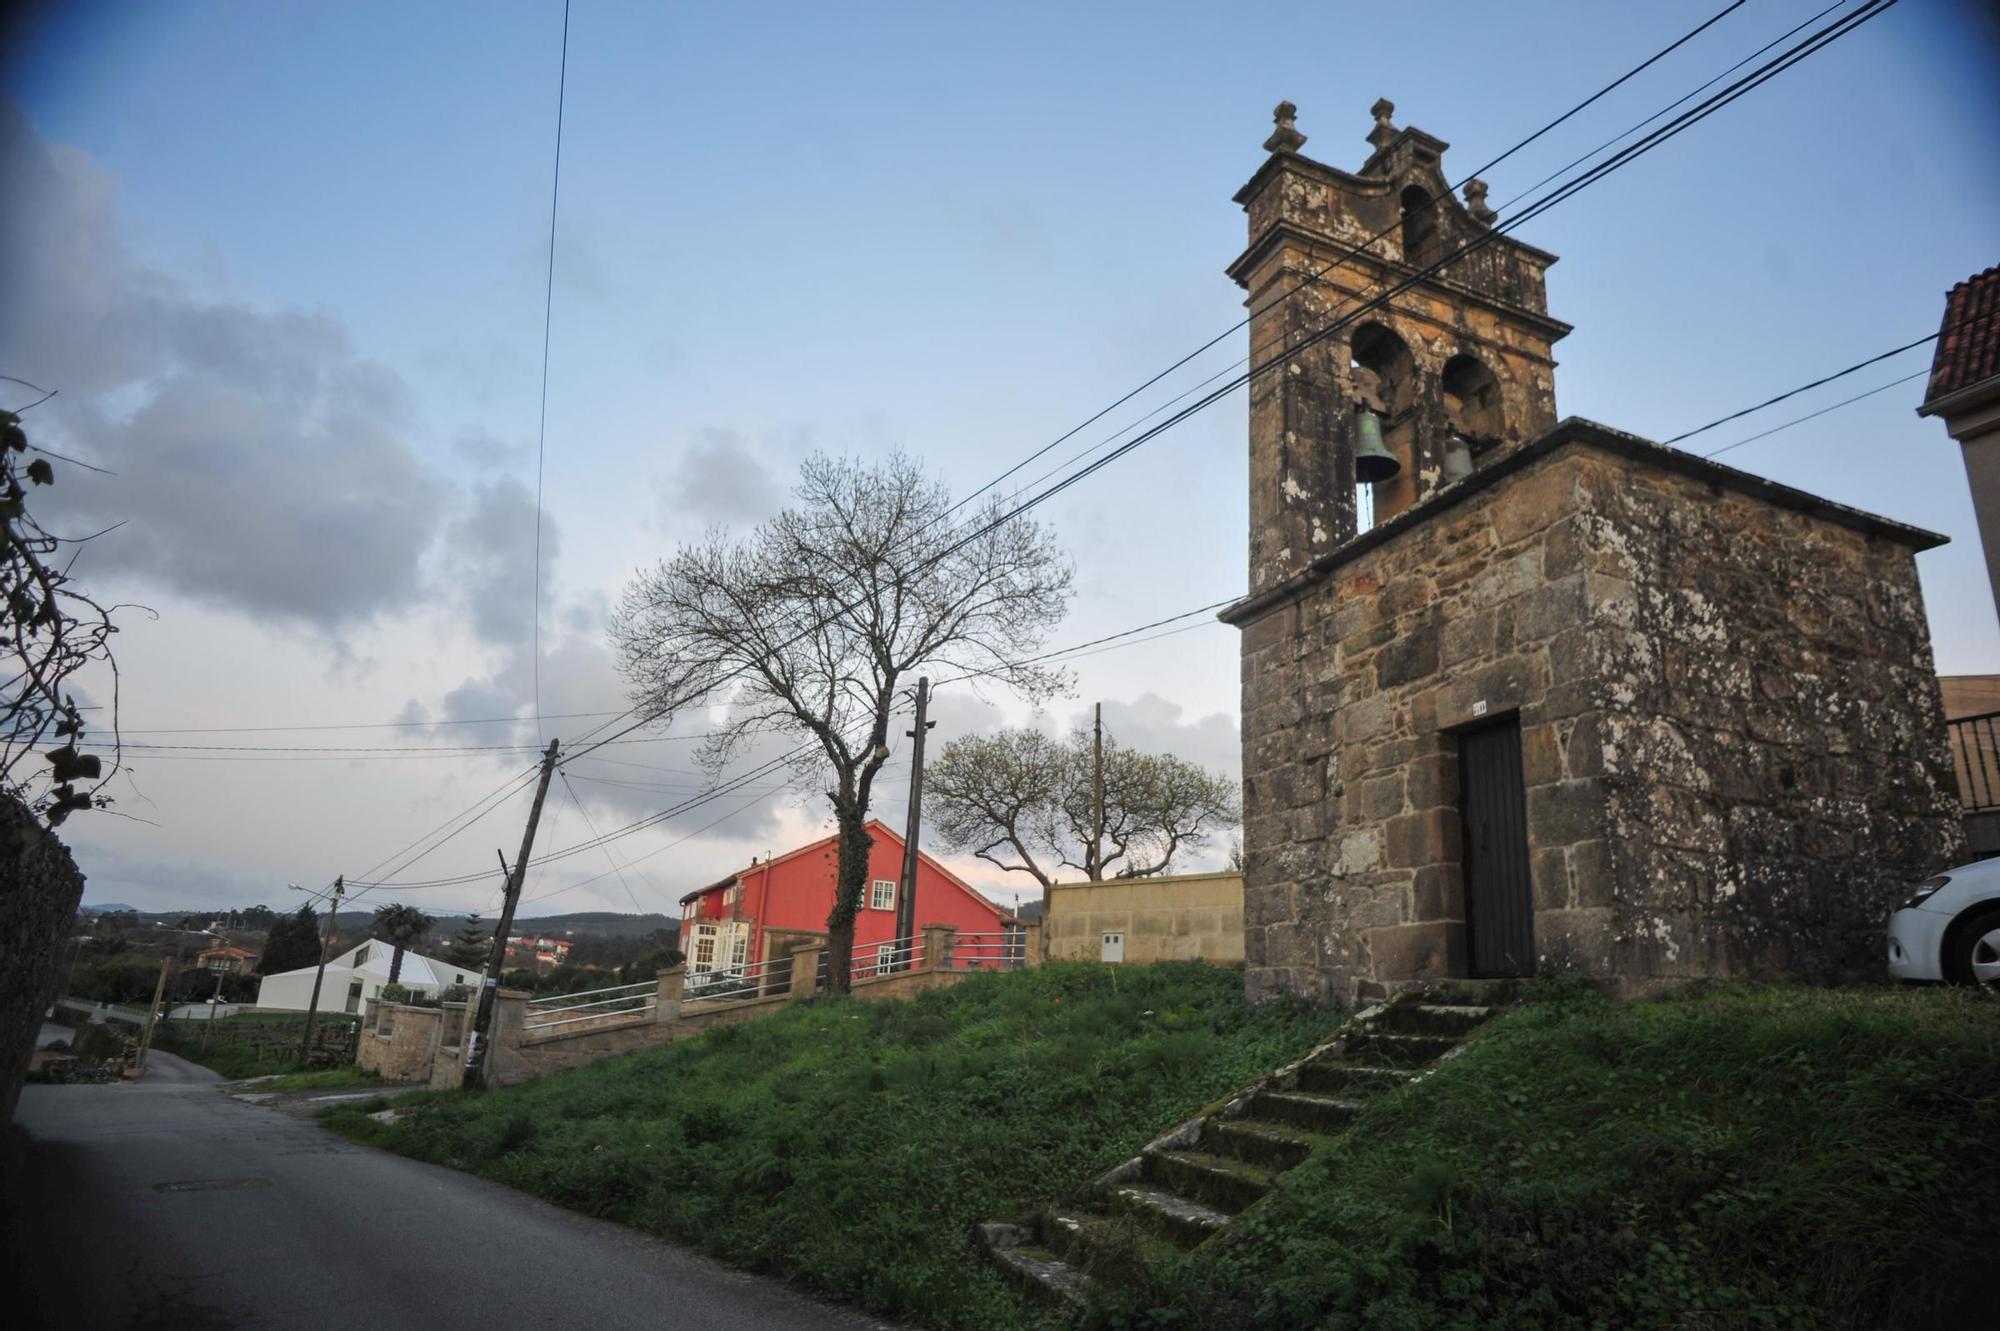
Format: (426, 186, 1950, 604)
(1458, 716, 1534, 977)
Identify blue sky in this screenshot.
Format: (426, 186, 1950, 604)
(4, 0, 1997, 914)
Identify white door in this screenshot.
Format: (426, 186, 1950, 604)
(1101, 932, 1125, 963)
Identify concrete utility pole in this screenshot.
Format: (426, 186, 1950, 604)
(465, 738, 561, 1092)
(894, 676, 934, 964)
(1091, 702, 1106, 881)
(134, 956, 171, 1074)
(298, 876, 344, 1068)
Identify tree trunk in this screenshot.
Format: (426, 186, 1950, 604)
(389, 944, 405, 984)
(824, 811, 874, 995)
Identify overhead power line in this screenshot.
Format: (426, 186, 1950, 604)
(327, 2, 1890, 905)
(944, 0, 1750, 523)
(550, 4, 1790, 773)
(1663, 331, 1941, 445)
(1701, 368, 1930, 460)
(117, 709, 627, 736)
(532, 0, 572, 738)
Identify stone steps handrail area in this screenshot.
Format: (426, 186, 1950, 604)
(973, 987, 1507, 1316)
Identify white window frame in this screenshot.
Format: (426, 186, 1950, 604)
(728, 930, 750, 970)
(870, 879, 897, 912)
(691, 923, 719, 973)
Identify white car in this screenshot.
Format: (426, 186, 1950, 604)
(1887, 861, 2000, 987)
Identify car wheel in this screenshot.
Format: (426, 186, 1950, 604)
(1942, 905, 2000, 989)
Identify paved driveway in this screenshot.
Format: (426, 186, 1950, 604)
(7, 1036, 898, 1330)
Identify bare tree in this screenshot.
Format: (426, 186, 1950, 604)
(2, 390, 124, 825)
(611, 451, 1072, 993)
(930, 727, 1240, 917)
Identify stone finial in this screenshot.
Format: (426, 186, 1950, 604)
(1264, 100, 1306, 154)
(1367, 97, 1399, 151)
(1463, 178, 1498, 226)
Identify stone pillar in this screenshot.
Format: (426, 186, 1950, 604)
(487, 988, 530, 1088)
(790, 946, 826, 999)
(1021, 922, 1042, 967)
(923, 924, 957, 972)
(654, 966, 684, 1024)
(363, 997, 380, 1032)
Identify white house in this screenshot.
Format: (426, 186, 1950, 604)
(254, 940, 481, 1015)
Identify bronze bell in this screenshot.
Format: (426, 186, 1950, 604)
(1354, 409, 1401, 484)
(1443, 433, 1475, 482)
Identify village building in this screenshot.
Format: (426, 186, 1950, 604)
(677, 820, 1019, 981)
(1918, 266, 2000, 618)
(1222, 101, 1964, 1003)
(1043, 870, 1245, 965)
(195, 943, 257, 975)
(255, 940, 478, 1015)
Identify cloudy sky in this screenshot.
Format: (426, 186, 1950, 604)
(3, 0, 1996, 919)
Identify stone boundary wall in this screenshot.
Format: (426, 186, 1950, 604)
(406, 925, 1003, 1089)
(2, 795, 86, 1121)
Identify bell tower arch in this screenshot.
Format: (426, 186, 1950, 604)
(1228, 99, 1571, 592)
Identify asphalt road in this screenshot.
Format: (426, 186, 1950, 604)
(8, 1032, 900, 1331)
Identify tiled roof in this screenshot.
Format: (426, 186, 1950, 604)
(1925, 266, 2000, 405)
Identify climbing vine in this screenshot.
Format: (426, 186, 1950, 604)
(2, 381, 123, 825)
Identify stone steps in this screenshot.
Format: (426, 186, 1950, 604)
(1105, 1181, 1233, 1247)
(1294, 1060, 1416, 1097)
(1343, 1030, 1461, 1065)
(987, 1243, 1090, 1312)
(1251, 1088, 1364, 1135)
(1042, 1209, 1183, 1285)
(1145, 1149, 1275, 1213)
(975, 992, 1503, 1318)
(1206, 1115, 1325, 1171)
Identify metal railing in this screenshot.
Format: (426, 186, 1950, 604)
(684, 953, 796, 1005)
(1950, 710, 2000, 812)
(942, 930, 1029, 970)
(814, 934, 925, 986)
(521, 980, 656, 1035)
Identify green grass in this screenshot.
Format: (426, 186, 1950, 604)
(323, 962, 1334, 1329)
(1116, 982, 2000, 1331)
(244, 1066, 383, 1094)
(150, 1011, 361, 1080)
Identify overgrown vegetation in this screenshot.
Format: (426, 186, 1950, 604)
(1119, 983, 1998, 1331)
(244, 1066, 381, 1094)
(151, 1011, 360, 1080)
(325, 962, 1332, 1329)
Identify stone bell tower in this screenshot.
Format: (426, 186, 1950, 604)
(1229, 99, 1571, 593)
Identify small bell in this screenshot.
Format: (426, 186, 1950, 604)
(1443, 434, 1475, 482)
(1354, 410, 1401, 484)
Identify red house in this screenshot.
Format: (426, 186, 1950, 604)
(677, 820, 1017, 980)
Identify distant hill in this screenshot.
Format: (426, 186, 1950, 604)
(80, 902, 142, 914)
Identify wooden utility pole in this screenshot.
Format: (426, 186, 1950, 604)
(201, 939, 227, 1055)
(134, 955, 171, 1074)
(894, 676, 934, 965)
(298, 876, 344, 1068)
(1091, 702, 1106, 881)
(465, 738, 561, 1092)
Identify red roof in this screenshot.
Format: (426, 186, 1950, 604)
(198, 945, 257, 960)
(1923, 266, 2000, 407)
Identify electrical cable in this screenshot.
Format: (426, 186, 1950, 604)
(531, 0, 572, 738)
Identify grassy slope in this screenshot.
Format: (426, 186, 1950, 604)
(326, 963, 1331, 1330)
(1130, 983, 1999, 1331)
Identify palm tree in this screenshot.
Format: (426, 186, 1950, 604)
(370, 903, 434, 984)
